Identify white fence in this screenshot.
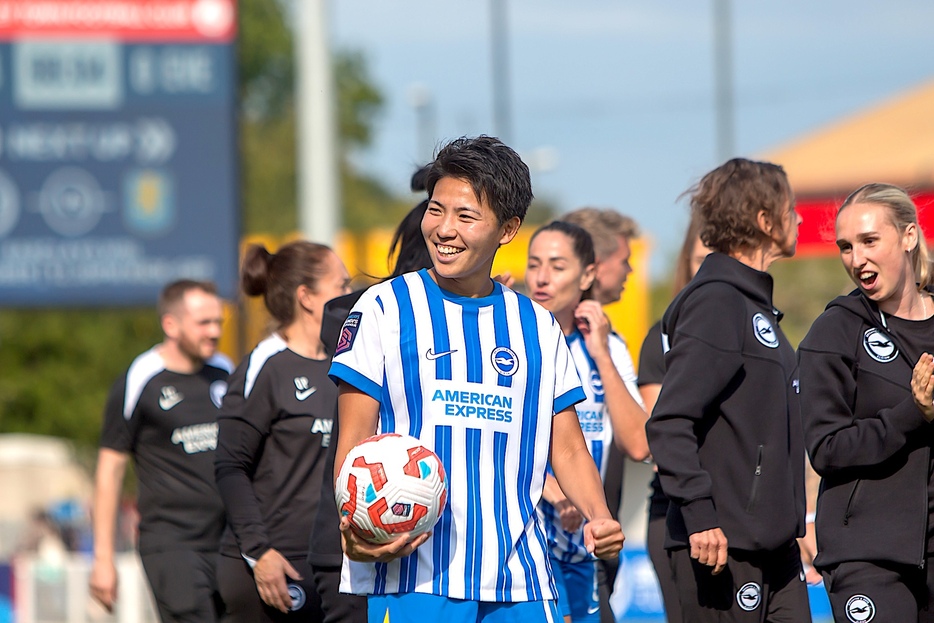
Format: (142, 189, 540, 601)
(14, 553, 158, 623)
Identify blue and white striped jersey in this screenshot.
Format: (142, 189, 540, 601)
(538, 329, 643, 564)
(329, 269, 585, 602)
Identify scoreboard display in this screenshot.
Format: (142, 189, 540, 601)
(0, 0, 238, 305)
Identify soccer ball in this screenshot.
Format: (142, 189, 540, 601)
(335, 433, 448, 544)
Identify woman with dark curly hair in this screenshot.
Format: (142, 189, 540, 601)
(645, 157, 809, 621)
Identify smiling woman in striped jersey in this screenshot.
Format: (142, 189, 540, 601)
(329, 136, 623, 623)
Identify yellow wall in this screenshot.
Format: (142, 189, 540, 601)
(220, 231, 650, 366)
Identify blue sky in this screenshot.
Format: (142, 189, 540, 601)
(328, 1, 934, 278)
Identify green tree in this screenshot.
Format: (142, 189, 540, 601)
(336, 52, 382, 153)
(0, 310, 162, 452)
(336, 50, 414, 235)
(238, 3, 413, 236)
(238, 0, 294, 120)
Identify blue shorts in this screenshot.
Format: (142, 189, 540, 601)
(551, 557, 599, 622)
(366, 593, 561, 623)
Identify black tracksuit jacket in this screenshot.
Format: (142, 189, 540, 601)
(645, 253, 806, 552)
(799, 288, 934, 569)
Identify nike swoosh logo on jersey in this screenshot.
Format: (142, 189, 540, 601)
(159, 395, 183, 410)
(426, 348, 458, 360)
(587, 606, 600, 615)
(295, 387, 317, 401)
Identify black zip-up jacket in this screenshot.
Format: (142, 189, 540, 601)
(645, 253, 805, 552)
(798, 288, 933, 568)
(215, 338, 336, 561)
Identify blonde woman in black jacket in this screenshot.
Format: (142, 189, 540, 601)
(799, 183, 934, 622)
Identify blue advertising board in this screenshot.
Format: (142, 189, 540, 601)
(0, 0, 238, 305)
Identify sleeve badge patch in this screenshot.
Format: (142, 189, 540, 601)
(335, 311, 362, 355)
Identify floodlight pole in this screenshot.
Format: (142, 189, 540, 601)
(491, 0, 512, 145)
(409, 84, 437, 165)
(713, 0, 735, 162)
(296, 0, 339, 244)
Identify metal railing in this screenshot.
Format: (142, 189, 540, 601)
(14, 553, 158, 623)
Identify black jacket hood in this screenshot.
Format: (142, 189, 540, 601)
(663, 253, 781, 336)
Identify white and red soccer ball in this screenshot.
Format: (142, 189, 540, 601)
(335, 433, 448, 544)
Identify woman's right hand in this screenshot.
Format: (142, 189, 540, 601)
(339, 517, 429, 563)
(911, 353, 934, 422)
(689, 527, 729, 575)
(254, 548, 302, 613)
(89, 558, 118, 613)
(574, 300, 611, 358)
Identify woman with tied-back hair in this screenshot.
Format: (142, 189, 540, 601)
(215, 241, 352, 622)
(799, 183, 934, 622)
(525, 220, 648, 623)
(645, 157, 810, 621)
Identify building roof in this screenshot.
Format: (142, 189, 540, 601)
(760, 81, 934, 196)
